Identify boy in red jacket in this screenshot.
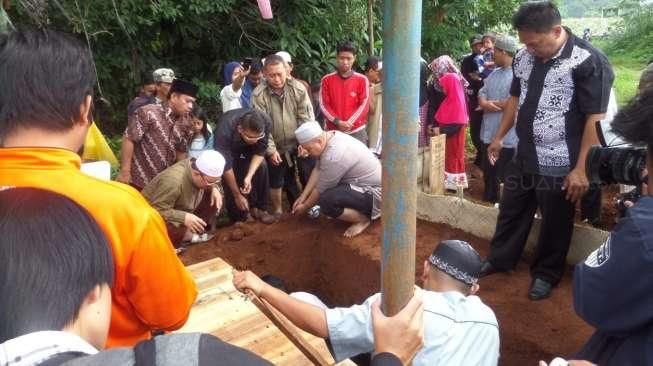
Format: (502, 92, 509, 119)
(319, 41, 370, 144)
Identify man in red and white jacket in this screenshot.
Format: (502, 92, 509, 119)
(319, 41, 370, 144)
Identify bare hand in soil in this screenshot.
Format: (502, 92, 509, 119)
(563, 168, 589, 203)
(235, 193, 249, 212)
(371, 289, 424, 365)
(184, 213, 206, 234)
(292, 202, 308, 215)
(232, 269, 265, 296)
(210, 187, 223, 210)
(343, 220, 371, 238)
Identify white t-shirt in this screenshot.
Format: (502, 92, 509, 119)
(220, 84, 243, 112)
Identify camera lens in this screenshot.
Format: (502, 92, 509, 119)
(586, 146, 647, 186)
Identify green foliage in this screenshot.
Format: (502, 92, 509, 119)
(421, 0, 521, 62)
(592, 7, 652, 107)
(601, 8, 653, 65)
(7, 0, 380, 134)
(559, 0, 617, 18)
(5, 0, 526, 134)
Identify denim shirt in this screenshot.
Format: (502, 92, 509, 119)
(479, 67, 518, 148)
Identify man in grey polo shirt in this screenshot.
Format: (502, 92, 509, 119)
(478, 34, 519, 203)
(232, 240, 500, 366)
(291, 121, 381, 238)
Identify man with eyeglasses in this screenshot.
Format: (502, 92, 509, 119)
(142, 150, 226, 248)
(213, 108, 277, 224)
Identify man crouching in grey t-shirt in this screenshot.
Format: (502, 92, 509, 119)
(291, 121, 382, 237)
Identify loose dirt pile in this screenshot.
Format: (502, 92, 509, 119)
(180, 215, 594, 366)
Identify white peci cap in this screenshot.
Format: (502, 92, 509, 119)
(276, 51, 292, 64)
(295, 121, 323, 144)
(195, 150, 225, 178)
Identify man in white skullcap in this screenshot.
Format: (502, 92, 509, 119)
(292, 121, 381, 237)
(142, 150, 225, 247)
(276, 50, 311, 92)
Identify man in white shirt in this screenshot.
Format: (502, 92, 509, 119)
(233, 240, 500, 366)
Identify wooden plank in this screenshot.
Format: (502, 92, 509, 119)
(429, 134, 446, 195)
(176, 257, 342, 365)
(249, 292, 331, 366)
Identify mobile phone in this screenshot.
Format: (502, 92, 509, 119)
(242, 57, 252, 69)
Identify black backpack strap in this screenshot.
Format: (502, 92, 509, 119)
(133, 338, 157, 366)
(37, 352, 86, 366)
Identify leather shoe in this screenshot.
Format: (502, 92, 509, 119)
(528, 278, 553, 301)
(479, 260, 499, 277)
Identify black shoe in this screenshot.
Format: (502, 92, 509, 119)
(479, 260, 499, 277)
(528, 278, 553, 301)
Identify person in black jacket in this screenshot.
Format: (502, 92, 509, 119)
(572, 85, 653, 365)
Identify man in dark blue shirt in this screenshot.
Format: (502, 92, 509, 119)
(572, 85, 653, 365)
(213, 108, 275, 224)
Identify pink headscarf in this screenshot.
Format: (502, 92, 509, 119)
(435, 73, 469, 125)
(429, 55, 469, 88)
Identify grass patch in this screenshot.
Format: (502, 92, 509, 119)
(593, 38, 647, 107)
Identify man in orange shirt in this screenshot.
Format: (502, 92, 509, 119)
(0, 28, 197, 347)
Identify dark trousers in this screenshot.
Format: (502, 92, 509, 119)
(224, 154, 270, 222)
(268, 150, 315, 206)
(581, 184, 602, 225)
(481, 144, 515, 203)
(165, 191, 217, 248)
(487, 161, 575, 285)
(319, 184, 373, 218)
(468, 100, 484, 164)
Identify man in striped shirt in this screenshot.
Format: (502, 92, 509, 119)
(319, 41, 370, 144)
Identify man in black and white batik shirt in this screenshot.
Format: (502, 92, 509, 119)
(480, 1, 614, 301)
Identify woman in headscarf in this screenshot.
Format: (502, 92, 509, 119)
(427, 55, 470, 191)
(220, 61, 245, 112)
(418, 57, 431, 148)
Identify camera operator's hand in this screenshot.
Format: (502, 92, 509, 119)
(625, 168, 649, 208)
(563, 168, 589, 203)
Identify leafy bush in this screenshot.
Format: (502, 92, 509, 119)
(6, 0, 521, 135)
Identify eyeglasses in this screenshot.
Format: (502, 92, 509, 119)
(240, 130, 265, 142)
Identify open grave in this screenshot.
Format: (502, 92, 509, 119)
(179, 203, 604, 366)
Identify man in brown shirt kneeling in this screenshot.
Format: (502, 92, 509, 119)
(142, 150, 225, 248)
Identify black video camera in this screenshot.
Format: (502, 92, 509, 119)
(586, 119, 647, 214)
(586, 120, 647, 186)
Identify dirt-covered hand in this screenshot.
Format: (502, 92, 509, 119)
(232, 269, 265, 296)
(184, 213, 207, 233)
(371, 289, 424, 365)
(235, 193, 249, 212)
